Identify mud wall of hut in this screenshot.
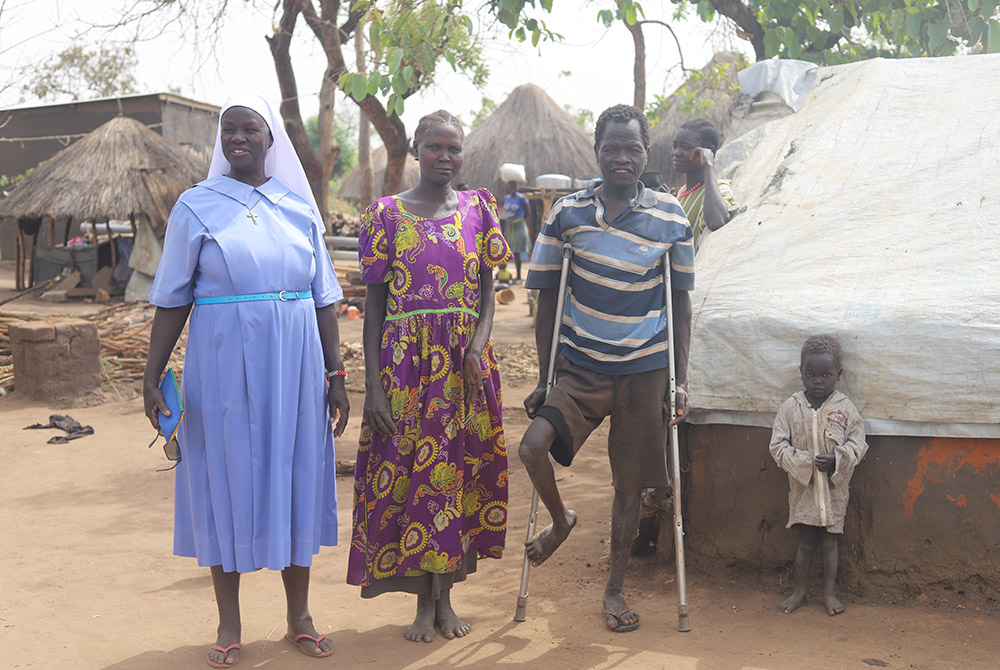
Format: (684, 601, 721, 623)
(683, 424, 1000, 607)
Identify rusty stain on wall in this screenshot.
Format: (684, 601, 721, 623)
(901, 438, 1000, 517)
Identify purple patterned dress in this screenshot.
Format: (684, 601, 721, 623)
(348, 189, 511, 596)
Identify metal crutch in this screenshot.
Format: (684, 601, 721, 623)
(663, 251, 691, 632)
(514, 242, 573, 622)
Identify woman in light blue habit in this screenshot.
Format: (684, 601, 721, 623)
(143, 95, 349, 668)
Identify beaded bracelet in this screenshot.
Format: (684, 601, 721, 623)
(325, 369, 347, 382)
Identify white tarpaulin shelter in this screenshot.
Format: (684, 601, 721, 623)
(688, 55, 1000, 438)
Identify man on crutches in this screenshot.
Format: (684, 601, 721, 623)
(517, 104, 695, 633)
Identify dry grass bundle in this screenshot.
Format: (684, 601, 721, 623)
(460, 83, 597, 198)
(0, 116, 207, 233)
(337, 144, 421, 201)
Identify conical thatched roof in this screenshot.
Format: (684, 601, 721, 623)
(337, 144, 421, 201)
(460, 83, 597, 197)
(0, 115, 206, 231)
(645, 52, 747, 189)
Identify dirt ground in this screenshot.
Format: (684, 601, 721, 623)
(2, 270, 998, 669)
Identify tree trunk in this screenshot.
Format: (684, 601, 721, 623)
(266, 0, 326, 218)
(355, 95, 408, 196)
(355, 26, 374, 207)
(302, 0, 354, 232)
(623, 17, 645, 110)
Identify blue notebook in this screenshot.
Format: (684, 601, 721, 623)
(158, 368, 184, 445)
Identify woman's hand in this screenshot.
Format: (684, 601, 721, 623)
(691, 147, 715, 170)
(363, 385, 396, 436)
(327, 379, 350, 437)
(143, 378, 169, 431)
(463, 351, 484, 409)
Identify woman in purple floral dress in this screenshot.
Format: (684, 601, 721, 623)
(348, 110, 510, 642)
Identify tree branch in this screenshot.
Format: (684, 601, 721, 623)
(266, 0, 324, 209)
(638, 19, 688, 73)
(705, 0, 766, 60)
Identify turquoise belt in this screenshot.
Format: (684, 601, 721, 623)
(195, 290, 312, 305)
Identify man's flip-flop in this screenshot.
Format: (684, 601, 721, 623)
(605, 607, 640, 633)
(206, 642, 241, 668)
(285, 632, 335, 658)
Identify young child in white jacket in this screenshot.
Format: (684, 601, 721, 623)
(769, 335, 868, 616)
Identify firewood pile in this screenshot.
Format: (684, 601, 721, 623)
(0, 314, 28, 393)
(329, 212, 360, 237)
(1, 305, 540, 398)
(94, 303, 185, 398)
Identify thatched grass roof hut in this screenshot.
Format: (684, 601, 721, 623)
(0, 115, 206, 232)
(336, 144, 421, 201)
(645, 52, 747, 189)
(460, 83, 597, 198)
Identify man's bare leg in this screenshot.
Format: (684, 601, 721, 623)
(604, 486, 642, 631)
(518, 417, 577, 565)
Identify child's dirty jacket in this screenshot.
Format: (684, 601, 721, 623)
(769, 391, 868, 533)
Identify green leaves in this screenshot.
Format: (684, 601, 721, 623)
(987, 19, 1000, 53)
(905, 12, 922, 40)
(926, 18, 949, 52)
(687, 0, 995, 63)
(352, 74, 368, 101)
(825, 5, 844, 34)
(386, 47, 403, 73)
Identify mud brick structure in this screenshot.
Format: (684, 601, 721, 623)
(10, 320, 102, 406)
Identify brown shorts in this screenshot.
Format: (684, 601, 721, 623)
(536, 355, 669, 492)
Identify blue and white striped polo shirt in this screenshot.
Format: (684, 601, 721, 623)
(525, 181, 694, 375)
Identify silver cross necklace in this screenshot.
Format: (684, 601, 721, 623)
(245, 194, 263, 225)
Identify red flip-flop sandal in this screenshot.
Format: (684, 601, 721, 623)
(206, 642, 241, 668)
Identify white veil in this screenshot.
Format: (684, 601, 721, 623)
(207, 94, 324, 226)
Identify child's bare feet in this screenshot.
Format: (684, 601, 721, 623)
(824, 593, 845, 616)
(436, 592, 470, 639)
(525, 510, 577, 566)
(404, 594, 436, 643)
(779, 591, 807, 614)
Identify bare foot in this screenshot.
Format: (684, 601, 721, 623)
(436, 594, 470, 639)
(525, 510, 577, 566)
(286, 614, 334, 657)
(825, 594, 845, 616)
(603, 592, 639, 632)
(404, 594, 436, 643)
(779, 591, 807, 614)
(207, 626, 241, 668)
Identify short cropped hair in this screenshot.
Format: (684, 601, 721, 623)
(800, 334, 843, 370)
(678, 118, 721, 153)
(594, 104, 650, 150)
(411, 109, 464, 156)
